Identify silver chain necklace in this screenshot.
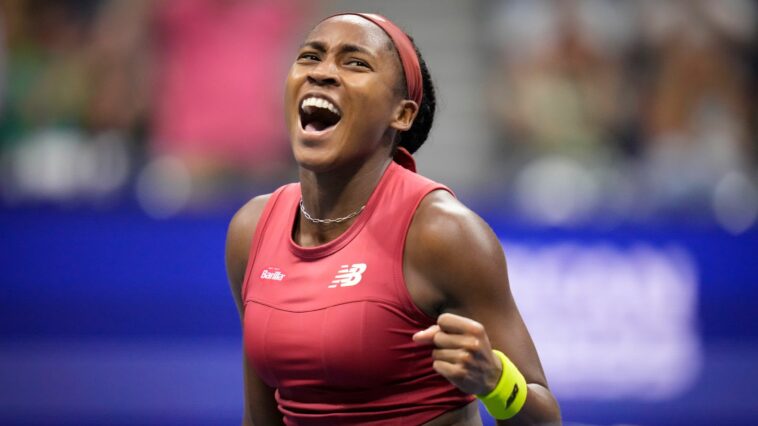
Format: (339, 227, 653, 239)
(299, 199, 366, 224)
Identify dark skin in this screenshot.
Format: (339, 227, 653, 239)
(226, 16, 561, 426)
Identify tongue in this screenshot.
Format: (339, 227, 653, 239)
(305, 121, 333, 132)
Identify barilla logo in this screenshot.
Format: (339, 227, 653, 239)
(260, 267, 286, 281)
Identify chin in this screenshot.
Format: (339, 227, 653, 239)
(292, 142, 342, 173)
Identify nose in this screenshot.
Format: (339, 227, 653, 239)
(307, 60, 339, 87)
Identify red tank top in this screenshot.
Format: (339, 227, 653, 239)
(242, 161, 475, 425)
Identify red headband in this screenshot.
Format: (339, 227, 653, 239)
(324, 13, 423, 106)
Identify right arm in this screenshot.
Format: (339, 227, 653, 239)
(225, 194, 284, 426)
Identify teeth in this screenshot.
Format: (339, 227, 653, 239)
(301, 97, 341, 116)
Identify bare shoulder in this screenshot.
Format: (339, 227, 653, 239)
(406, 190, 509, 308)
(227, 194, 273, 248)
(226, 193, 273, 315)
(408, 190, 504, 267)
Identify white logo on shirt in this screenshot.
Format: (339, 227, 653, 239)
(260, 267, 286, 281)
(329, 263, 367, 288)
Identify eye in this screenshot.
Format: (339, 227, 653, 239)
(346, 58, 371, 69)
(297, 52, 320, 62)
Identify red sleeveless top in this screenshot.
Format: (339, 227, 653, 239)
(241, 162, 476, 425)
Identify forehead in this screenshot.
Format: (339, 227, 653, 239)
(305, 15, 393, 53)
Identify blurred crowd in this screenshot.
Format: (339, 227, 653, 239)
(486, 0, 757, 231)
(0, 0, 756, 231)
(0, 0, 307, 215)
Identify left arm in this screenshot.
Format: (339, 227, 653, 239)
(407, 191, 561, 425)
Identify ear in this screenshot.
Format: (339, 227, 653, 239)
(389, 100, 419, 132)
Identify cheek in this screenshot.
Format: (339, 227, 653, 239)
(348, 75, 396, 113)
(283, 70, 303, 129)
(283, 71, 299, 106)
(354, 91, 399, 128)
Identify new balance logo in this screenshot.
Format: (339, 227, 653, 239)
(260, 267, 286, 281)
(329, 263, 367, 288)
(506, 383, 519, 408)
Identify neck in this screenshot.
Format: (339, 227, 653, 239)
(296, 154, 392, 245)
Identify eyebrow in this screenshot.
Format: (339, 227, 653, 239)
(300, 41, 374, 57)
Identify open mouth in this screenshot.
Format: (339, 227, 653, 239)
(299, 96, 342, 133)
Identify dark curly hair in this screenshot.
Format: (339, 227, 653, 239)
(392, 39, 436, 155)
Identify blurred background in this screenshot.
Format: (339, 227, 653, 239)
(0, 0, 756, 425)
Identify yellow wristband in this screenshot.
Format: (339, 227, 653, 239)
(476, 349, 528, 420)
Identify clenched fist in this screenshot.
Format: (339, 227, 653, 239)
(413, 313, 503, 395)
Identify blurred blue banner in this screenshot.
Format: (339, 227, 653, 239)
(1, 206, 756, 425)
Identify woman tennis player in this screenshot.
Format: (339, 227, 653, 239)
(226, 13, 561, 425)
